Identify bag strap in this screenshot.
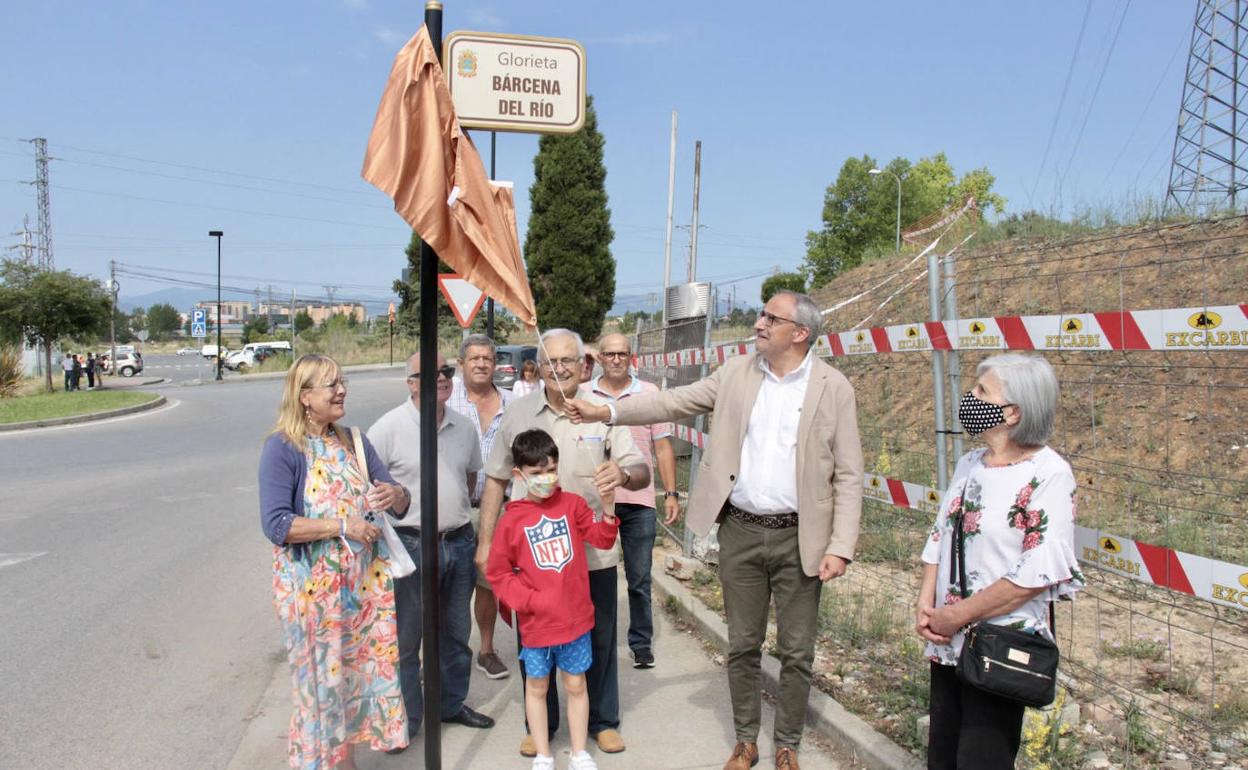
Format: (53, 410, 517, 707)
(349, 427, 371, 485)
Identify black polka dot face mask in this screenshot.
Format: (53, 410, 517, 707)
(958, 391, 1008, 435)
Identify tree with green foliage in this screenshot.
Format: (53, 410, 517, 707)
(393, 232, 459, 338)
(524, 96, 615, 339)
(241, 316, 271, 344)
(0, 260, 111, 391)
(802, 152, 1005, 288)
(293, 310, 314, 334)
(145, 303, 182, 341)
(761, 271, 806, 303)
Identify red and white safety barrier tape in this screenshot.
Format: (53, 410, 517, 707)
(635, 303, 1248, 369)
(860, 472, 1248, 613)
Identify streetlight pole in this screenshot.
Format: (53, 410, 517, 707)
(209, 231, 223, 380)
(107, 260, 118, 388)
(869, 168, 902, 252)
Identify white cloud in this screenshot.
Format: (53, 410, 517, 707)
(372, 26, 409, 47)
(466, 9, 505, 28)
(586, 30, 671, 47)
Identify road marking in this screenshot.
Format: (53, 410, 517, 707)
(0, 552, 47, 569)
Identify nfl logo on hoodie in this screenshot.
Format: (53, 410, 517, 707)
(525, 515, 573, 573)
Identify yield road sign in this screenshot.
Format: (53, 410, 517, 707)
(438, 274, 487, 328)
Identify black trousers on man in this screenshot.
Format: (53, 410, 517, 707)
(927, 661, 1025, 770)
(517, 565, 620, 736)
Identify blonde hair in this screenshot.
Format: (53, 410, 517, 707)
(271, 354, 351, 448)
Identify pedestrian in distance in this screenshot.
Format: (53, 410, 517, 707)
(367, 351, 496, 750)
(85, 353, 96, 389)
(566, 291, 865, 770)
(475, 328, 649, 758)
(583, 333, 681, 669)
(258, 354, 413, 767)
(512, 359, 541, 398)
(487, 428, 621, 770)
(447, 334, 518, 681)
(71, 354, 83, 391)
(61, 353, 74, 392)
(916, 353, 1083, 770)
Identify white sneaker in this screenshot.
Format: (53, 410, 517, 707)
(531, 754, 555, 770)
(569, 750, 599, 770)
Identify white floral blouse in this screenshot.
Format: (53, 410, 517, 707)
(920, 446, 1085, 665)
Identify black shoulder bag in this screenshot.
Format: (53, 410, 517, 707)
(950, 482, 1059, 708)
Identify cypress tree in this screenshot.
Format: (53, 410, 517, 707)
(524, 96, 615, 339)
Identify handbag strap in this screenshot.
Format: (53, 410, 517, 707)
(950, 468, 1058, 629)
(349, 427, 371, 486)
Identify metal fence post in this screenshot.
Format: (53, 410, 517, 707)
(685, 286, 716, 556)
(927, 252, 949, 490)
(942, 250, 964, 463)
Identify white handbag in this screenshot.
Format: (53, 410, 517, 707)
(351, 427, 418, 579)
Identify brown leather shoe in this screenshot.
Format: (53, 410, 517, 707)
(594, 728, 626, 753)
(723, 741, 759, 770)
(775, 747, 800, 769)
(519, 734, 537, 757)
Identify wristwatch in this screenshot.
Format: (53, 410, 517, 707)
(664, 490, 680, 499)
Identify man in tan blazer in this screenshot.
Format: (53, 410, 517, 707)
(568, 291, 863, 770)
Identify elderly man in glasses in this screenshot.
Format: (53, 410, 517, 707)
(566, 292, 864, 770)
(367, 351, 496, 747)
(475, 328, 651, 758)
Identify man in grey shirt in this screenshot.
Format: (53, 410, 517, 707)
(367, 352, 494, 745)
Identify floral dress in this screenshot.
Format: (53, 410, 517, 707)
(920, 446, 1085, 666)
(271, 433, 408, 769)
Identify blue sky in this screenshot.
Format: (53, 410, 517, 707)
(0, 1, 1192, 315)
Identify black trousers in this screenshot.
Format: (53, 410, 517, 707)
(927, 661, 1025, 770)
(518, 566, 620, 736)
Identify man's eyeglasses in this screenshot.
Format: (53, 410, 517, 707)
(305, 377, 348, 390)
(407, 366, 456, 381)
(758, 309, 797, 327)
(599, 351, 630, 360)
(540, 357, 582, 370)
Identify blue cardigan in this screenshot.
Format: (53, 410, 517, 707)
(258, 430, 406, 547)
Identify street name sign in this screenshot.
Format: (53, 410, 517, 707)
(444, 31, 586, 134)
(438, 274, 487, 328)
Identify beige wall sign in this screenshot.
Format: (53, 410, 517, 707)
(444, 31, 586, 134)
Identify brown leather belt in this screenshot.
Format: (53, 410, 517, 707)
(723, 502, 798, 529)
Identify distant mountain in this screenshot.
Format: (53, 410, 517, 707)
(120, 287, 393, 316)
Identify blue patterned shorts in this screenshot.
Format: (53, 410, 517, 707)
(519, 631, 592, 678)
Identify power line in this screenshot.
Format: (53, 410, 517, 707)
(1056, 0, 1133, 193)
(1099, 34, 1187, 195)
(1028, 0, 1094, 209)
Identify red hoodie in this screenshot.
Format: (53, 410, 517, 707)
(486, 488, 619, 648)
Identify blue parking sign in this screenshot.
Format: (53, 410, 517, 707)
(192, 309, 206, 324)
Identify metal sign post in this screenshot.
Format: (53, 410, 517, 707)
(419, 6, 444, 769)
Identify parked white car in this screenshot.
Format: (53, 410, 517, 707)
(175, 347, 199, 356)
(201, 344, 229, 360)
(103, 351, 144, 377)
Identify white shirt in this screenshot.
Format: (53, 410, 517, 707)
(728, 351, 813, 514)
(366, 399, 483, 531)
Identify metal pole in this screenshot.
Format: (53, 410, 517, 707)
(662, 110, 677, 319)
(290, 289, 296, 360)
(487, 130, 496, 338)
(927, 251, 948, 490)
(942, 250, 964, 463)
(210, 231, 223, 380)
(686, 284, 716, 556)
(420, 5, 444, 768)
(689, 140, 702, 282)
(893, 174, 902, 253)
(108, 260, 117, 389)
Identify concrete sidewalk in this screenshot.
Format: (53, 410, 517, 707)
(229, 569, 845, 770)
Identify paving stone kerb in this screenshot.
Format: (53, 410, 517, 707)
(0, 394, 167, 432)
(651, 561, 925, 770)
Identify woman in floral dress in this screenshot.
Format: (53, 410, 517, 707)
(259, 355, 412, 769)
(915, 353, 1084, 770)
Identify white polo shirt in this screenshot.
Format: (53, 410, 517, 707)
(367, 399, 483, 532)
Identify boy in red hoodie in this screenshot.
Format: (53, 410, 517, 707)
(487, 429, 619, 770)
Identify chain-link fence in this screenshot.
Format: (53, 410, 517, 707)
(635, 215, 1248, 767)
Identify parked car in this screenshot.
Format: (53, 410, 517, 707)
(493, 345, 538, 389)
(201, 344, 229, 360)
(175, 347, 199, 356)
(102, 351, 144, 377)
(223, 348, 255, 371)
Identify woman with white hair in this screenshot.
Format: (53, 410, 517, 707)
(914, 353, 1084, 769)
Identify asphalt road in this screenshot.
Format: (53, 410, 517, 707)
(138, 353, 232, 383)
(0, 370, 413, 769)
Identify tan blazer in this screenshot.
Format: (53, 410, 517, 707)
(613, 353, 864, 576)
